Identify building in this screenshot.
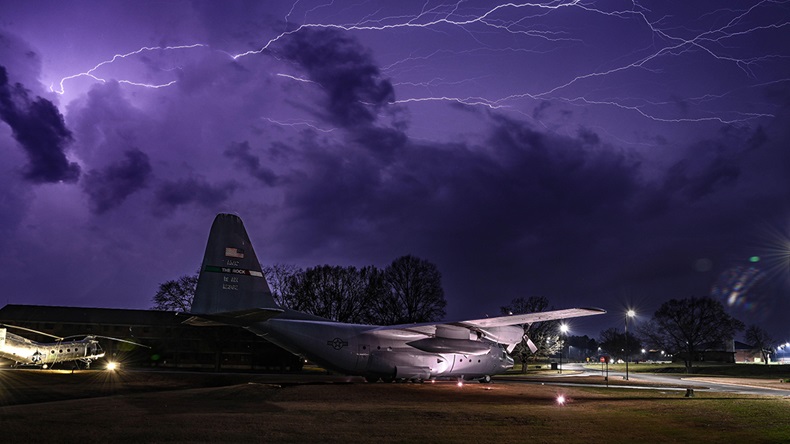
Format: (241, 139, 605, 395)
(0, 304, 302, 372)
(734, 340, 765, 363)
(672, 340, 736, 364)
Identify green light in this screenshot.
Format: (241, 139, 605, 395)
(749, 256, 760, 263)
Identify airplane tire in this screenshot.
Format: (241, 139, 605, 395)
(479, 375, 492, 383)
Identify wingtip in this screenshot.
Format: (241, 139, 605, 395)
(580, 307, 607, 314)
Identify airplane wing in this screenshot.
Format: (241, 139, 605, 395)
(366, 307, 606, 344)
(458, 307, 606, 328)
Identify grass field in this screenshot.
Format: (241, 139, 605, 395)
(1, 369, 789, 443)
(514, 361, 790, 379)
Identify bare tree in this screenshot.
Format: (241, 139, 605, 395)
(500, 296, 562, 372)
(745, 324, 774, 365)
(639, 297, 744, 372)
(262, 263, 302, 308)
(287, 265, 371, 323)
(361, 265, 394, 325)
(598, 327, 642, 362)
(382, 255, 446, 324)
(152, 274, 198, 311)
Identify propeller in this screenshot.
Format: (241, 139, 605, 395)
(524, 336, 538, 353)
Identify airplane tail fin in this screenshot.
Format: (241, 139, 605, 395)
(189, 214, 281, 322)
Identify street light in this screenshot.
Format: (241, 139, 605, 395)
(559, 323, 569, 374)
(625, 309, 636, 380)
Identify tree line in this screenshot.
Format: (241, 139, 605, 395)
(503, 295, 774, 373)
(152, 255, 447, 325)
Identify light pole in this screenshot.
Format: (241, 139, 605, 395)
(559, 323, 569, 374)
(625, 309, 636, 380)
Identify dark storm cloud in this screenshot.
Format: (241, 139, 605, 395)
(351, 125, 409, 160)
(274, 92, 790, 323)
(155, 177, 238, 214)
(277, 28, 395, 127)
(224, 141, 278, 186)
(659, 120, 786, 208)
(577, 128, 600, 146)
(281, 114, 640, 276)
(532, 101, 552, 120)
(0, 66, 80, 183)
(82, 149, 152, 214)
(0, 32, 42, 94)
(663, 156, 740, 202)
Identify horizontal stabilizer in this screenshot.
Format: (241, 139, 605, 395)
(180, 307, 283, 327)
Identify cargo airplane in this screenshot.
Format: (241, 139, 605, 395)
(183, 214, 605, 382)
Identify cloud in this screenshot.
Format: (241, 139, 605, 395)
(224, 141, 279, 186)
(82, 149, 152, 214)
(278, 113, 639, 271)
(663, 156, 740, 202)
(155, 177, 238, 214)
(0, 66, 80, 183)
(277, 28, 395, 127)
(262, 87, 790, 323)
(0, 31, 44, 95)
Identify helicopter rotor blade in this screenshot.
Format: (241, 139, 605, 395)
(1, 323, 63, 340)
(59, 335, 150, 348)
(58, 335, 93, 341)
(91, 335, 151, 348)
(2, 325, 149, 348)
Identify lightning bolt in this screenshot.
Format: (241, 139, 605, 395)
(51, 44, 207, 95)
(262, 117, 336, 133)
(275, 73, 317, 84)
(51, 1, 789, 127)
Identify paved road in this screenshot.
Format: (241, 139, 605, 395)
(499, 363, 790, 397)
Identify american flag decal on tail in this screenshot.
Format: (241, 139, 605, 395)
(225, 247, 245, 258)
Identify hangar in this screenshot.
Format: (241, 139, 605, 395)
(0, 304, 302, 372)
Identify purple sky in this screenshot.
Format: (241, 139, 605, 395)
(1, 1, 789, 339)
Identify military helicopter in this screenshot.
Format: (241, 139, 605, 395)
(0, 324, 148, 369)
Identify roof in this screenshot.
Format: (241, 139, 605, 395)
(0, 304, 181, 326)
(734, 340, 757, 350)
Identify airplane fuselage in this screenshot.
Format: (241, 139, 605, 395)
(248, 317, 514, 381)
